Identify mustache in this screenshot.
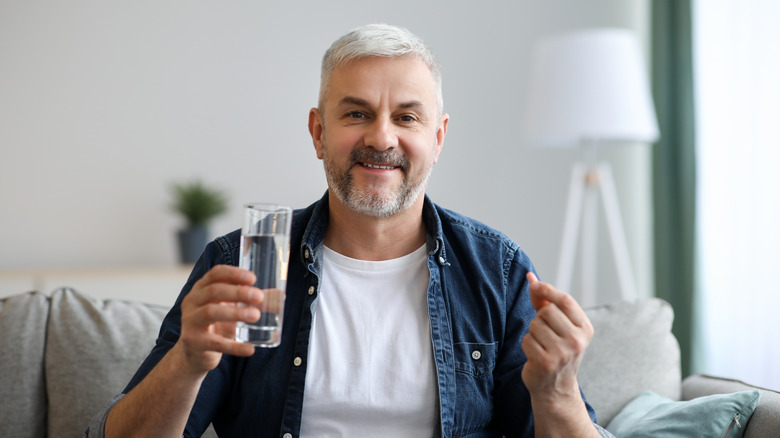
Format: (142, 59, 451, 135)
(350, 148, 409, 171)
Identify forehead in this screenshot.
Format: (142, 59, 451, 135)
(326, 56, 438, 110)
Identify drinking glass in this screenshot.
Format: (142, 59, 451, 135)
(235, 203, 292, 348)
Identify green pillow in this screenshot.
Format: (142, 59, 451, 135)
(607, 390, 760, 438)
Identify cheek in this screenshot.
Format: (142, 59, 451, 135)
(320, 135, 351, 169)
(323, 128, 363, 154)
(406, 136, 440, 167)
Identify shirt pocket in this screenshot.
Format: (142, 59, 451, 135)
(454, 342, 497, 377)
(452, 341, 497, 435)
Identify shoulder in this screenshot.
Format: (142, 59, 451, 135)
(214, 228, 242, 253)
(432, 202, 536, 276)
(434, 204, 521, 253)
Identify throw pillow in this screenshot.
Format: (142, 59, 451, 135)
(607, 390, 761, 438)
(0, 291, 49, 438)
(44, 288, 168, 437)
(580, 298, 682, 425)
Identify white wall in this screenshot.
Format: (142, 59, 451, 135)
(0, 0, 651, 304)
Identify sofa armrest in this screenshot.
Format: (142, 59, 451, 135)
(683, 374, 780, 438)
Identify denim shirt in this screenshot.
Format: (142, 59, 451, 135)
(102, 192, 602, 438)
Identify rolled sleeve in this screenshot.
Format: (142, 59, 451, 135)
(84, 393, 124, 438)
(595, 423, 615, 437)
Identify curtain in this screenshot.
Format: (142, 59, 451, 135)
(651, 0, 697, 377)
(694, 0, 780, 389)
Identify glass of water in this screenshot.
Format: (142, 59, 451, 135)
(235, 203, 292, 348)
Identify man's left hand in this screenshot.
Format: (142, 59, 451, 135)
(521, 272, 594, 402)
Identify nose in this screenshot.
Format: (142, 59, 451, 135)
(364, 117, 397, 151)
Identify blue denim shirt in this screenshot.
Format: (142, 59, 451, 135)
(113, 192, 600, 437)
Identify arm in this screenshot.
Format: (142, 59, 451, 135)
(104, 265, 263, 438)
(521, 273, 601, 438)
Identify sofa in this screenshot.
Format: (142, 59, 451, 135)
(1, 287, 778, 437)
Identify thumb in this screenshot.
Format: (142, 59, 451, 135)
(526, 272, 551, 311)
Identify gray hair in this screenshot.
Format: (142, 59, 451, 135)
(318, 23, 443, 116)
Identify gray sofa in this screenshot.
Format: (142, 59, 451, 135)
(1, 288, 778, 437)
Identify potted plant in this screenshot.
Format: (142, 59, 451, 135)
(170, 179, 229, 264)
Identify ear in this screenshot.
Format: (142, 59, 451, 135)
(433, 113, 449, 164)
(308, 107, 324, 160)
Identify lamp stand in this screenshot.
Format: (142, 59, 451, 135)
(555, 156, 637, 306)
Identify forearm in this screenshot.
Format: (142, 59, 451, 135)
(105, 343, 207, 438)
(530, 389, 602, 438)
(522, 274, 603, 437)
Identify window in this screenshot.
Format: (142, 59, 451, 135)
(694, 0, 780, 389)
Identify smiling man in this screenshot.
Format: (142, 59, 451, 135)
(310, 54, 446, 261)
(88, 24, 613, 438)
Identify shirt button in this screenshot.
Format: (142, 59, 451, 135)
(304, 248, 311, 260)
(472, 350, 482, 360)
(439, 256, 446, 264)
(283, 434, 292, 438)
(293, 357, 302, 367)
(308, 286, 315, 295)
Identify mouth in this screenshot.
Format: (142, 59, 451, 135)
(360, 162, 398, 170)
(350, 148, 408, 174)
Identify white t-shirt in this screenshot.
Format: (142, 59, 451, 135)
(299, 244, 437, 437)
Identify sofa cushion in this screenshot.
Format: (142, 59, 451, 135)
(44, 288, 168, 437)
(606, 390, 760, 438)
(580, 298, 682, 426)
(683, 375, 780, 438)
(0, 291, 49, 438)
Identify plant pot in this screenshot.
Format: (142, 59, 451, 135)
(177, 226, 208, 264)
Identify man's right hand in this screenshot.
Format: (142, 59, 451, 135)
(176, 265, 264, 375)
(105, 265, 264, 438)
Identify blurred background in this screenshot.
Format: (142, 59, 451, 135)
(1, 1, 778, 389)
(0, 0, 652, 297)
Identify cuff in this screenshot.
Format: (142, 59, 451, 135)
(83, 393, 125, 438)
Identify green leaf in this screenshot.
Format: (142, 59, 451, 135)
(170, 180, 229, 226)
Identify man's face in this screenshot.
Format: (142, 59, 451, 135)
(309, 56, 448, 218)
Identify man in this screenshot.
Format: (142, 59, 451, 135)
(88, 24, 613, 437)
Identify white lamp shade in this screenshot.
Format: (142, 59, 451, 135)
(522, 28, 660, 147)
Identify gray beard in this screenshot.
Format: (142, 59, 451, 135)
(323, 146, 432, 218)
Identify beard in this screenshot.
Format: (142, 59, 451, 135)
(322, 141, 434, 218)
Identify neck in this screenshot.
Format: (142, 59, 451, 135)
(323, 192, 427, 261)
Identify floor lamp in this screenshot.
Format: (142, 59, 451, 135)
(521, 29, 659, 306)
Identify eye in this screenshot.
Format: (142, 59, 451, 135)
(348, 111, 366, 119)
(397, 114, 417, 123)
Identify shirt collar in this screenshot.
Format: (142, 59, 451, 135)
(297, 191, 447, 265)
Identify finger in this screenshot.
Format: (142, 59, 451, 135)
(526, 313, 560, 352)
(211, 322, 260, 356)
(188, 301, 262, 328)
(522, 329, 546, 359)
(183, 329, 256, 358)
(187, 282, 264, 309)
(199, 264, 257, 289)
(533, 303, 573, 337)
(525, 308, 591, 369)
(527, 276, 588, 328)
(522, 329, 559, 374)
(533, 302, 594, 361)
(224, 340, 257, 357)
(526, 272, 550, 310)
(215, 320, 240, 339)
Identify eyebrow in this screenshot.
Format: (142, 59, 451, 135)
(337, 96, 371, 109)
(336, 96, 427, 111)
(398, 100, 425, 111)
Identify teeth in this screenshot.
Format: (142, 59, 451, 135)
(363, 163, 395, 170)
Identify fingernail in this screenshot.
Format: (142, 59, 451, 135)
(243, 307, 260, 321)
(241, 269, 256, 284)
